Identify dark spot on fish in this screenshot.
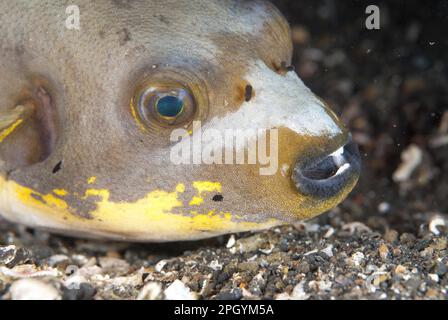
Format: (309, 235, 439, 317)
(153, 14, 170, 25)
(117, 28, 131, 46)
(244, 84, 253, 102)
(212, 194, 224, 202)
(197, 229, 212, 233)
(111, 0, 133, 9)
(15, 45, 25, 56)
(277, 61, 295, 74)
(52, 161, 62, 174)
(31, 193, 45, 204)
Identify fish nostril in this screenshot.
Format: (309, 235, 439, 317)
(292, 138, 361, 199)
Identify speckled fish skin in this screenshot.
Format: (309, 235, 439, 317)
(0, 0, 360, 241)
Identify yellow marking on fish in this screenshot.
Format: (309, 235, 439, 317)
(41, 193, 69, 210)
(130, 98, 147, 133)
(87, 176, 96, 184)
(0, 177, 278, 239)
(189, 196, 203, 206)
(18, 188, 68, 211)
(0, 118, 23, 143)
(53, 189, 68, 196)
(193, 181, 222, 192)
(176, 183, 185, 193)
(189, 181, 222, 206)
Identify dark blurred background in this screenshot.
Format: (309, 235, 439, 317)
(272, 0, 448, 233)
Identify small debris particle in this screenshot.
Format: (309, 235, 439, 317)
(378, 202, 391, 213)
(209, 260, 223, 271)
(378, 243, 390, 261)
(98, 257, 130, 276)
(393, 144, 423, 182)
(235, 235, 265, 253)
(350, 252, 365, 266)
(215, 288, 242, 300)
(429, 215, 446, 235)
(342, 222, 372, 234)
(226, 235, 236, 249)
(9, 279, 60, 300)
(62, 283, 96, 300)
(291, 281, 310, 300)
(0, 264, 59, 278)
(237, 261, 259, 273)
(321, 245, 334, 257)
(323, 227, 335, 238)
(155, 260, 167, 273)
(428, 274, 439, 283)
(395, 265, 407, 274)
(137, 282, 163, 300)
(0, 245, 31, 268)
(291, 25, 310, 44)
(164, 280, 197, 300)
(384, 229, 399, 243)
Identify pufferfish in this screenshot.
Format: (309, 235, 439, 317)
(0, 0, 361, 241)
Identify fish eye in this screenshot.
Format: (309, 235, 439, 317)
(155, 95, 184, 118)
(134, 83, 197, 127)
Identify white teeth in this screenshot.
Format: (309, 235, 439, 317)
(327, 146, 351, 177)
(335, 163, 351, 176)
(330, 146, 345, 157)
(330, 146, 347, 168)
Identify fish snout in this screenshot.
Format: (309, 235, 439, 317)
(291, 136, 361, 199)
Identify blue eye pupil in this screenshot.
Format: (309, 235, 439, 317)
(156, 95, 184, 117)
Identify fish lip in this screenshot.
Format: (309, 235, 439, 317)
(291, 135, 361, 199)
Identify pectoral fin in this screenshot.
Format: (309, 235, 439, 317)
(0, 88, 57, 170)
(0, 105, 28, 142)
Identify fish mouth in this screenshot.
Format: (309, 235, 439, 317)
(292, 136, 361, 199)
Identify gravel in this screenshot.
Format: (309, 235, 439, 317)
(0, 212, 446, 300)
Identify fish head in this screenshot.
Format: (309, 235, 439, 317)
(0, 0, 360, 241)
